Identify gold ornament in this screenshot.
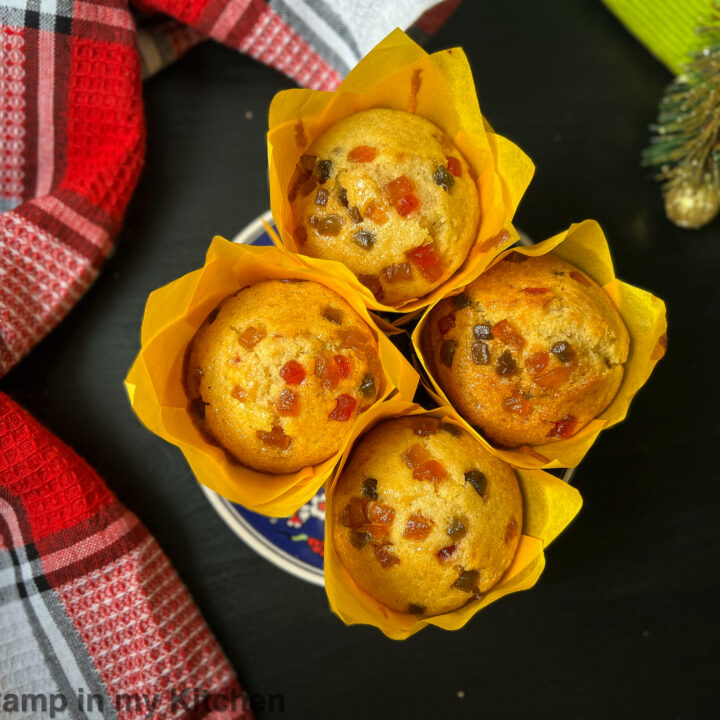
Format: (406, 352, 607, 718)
(663, 176, 720, 229)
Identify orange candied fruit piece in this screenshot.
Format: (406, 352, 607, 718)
(373, 542, 400, 569)
(280, 359, 306, 385)
(384, 176, 420, 217)
(333, 354, 352, 379)
(381, 262, 413, 283)
(403, 512, 434, 540)
(446, 156, 462, 177)
(347, 145, 377, 163)
(358, 274, 384, 302)
(413, 459, 448, 484)
(315, 352, 341, 390)
(525, 351, 549, 374)
(256, 425, 292, 449)
(276, 388, 301, 417)
(236, 325, 266, 350)
(230, 385, 247, 401)
(522, 287, 549, 295)
(328, 394, 357, 421)
(533, 365, 572, 389)
(405, 244, 443, 282)
(401, 443, 431, 469)
(548, 415, 578, 439)
(339, 326, 375, 356)
(345, 497, 368, 528)
(570, 270, 593, 287)
(492, 319, 526, 350)
(414, 418, 440, 436)
(363, 199, 388, 224)
(503, 394, 532, 416)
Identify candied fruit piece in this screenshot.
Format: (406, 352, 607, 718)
(358, 274, 384, 302)
(353, 229, 376, 249)
(570, 270, 592, 287)
(550, 341, 576, 363)
(533, 365, 572, 389)
(230, 386, 247, 401)
(473, 323, 493, 340)
(322, 306, 343, 325)
(401, 443, 431, 469)
(414, 418, 439, 436)
(315, 188, 329, 206)
(522, 287, 549, 295)
(433, 165, 454, 191)
(361, 478, 378, 500)
(453, 293, 472, 309)
(334, 354, 351, 379)
(359, 372, 376, 398)
(526, 351, 549, 374)
(256, 425, 291, 449)
(406, 244, 443, 281)
(280, 359, 306, 385)
(548, 415, 578, 439)
(503, 394, 532, 416)
(276, 388, 301, 417)
(350, 531, 371, 549)
(439, 422, 462, 437)
(446, 156, 462, 177)
(492, 319, 526, 350)
(373, 543, 400, 569)
(414, 460, 448, 484)
(338, 187, 349, 206)
(366, 502, 395, 528)
(465, 469, 487, 497)
(396, 193, 420, 216)
(385, 176, 420, 216)
(329, 394, 357, 421)
(363, 200, 387, 224)
(348, 145, 377, 163)
(496, 349, 517, 376)
(236, 325, 266, 350)
(315, 352, 341, 390)
(348, 206, 363, 224)
(505, 518, 519, 544)
(340, 326, 374, 355)
(403, 512, 434, 540)
(440, 340, 457, 367)
(437, 545, 457, 563)
(381, 263, 413, 283)
(453, 569, 480, 593)
(309, 213, 343, 236)
(438, 313, 456, 335)
(472, 340, 490, 365)
(316, 159, 332, 183)
(447, 516, 467, 541)
(344, 497, 368, 528)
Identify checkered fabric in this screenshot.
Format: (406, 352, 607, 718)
(0, 0, 457, 379)
(0, 391, 253, 719)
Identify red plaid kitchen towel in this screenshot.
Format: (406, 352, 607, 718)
(0, 391, 253, 719)
(0, 0, 458, 379)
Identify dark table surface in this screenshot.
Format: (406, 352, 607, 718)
(3, 1, 718, 718)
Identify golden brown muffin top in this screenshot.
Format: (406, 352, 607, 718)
(332, 416, 522, 616)
(185, 280, 381, 474)
(423, 253, 630, 447)
(289, 108, 480, 306)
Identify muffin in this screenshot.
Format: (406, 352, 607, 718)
(332, 416, 522, 616)
(289, 108, 480, 306)
(423, 253, 630, 447)
(184, 279, 381, 474)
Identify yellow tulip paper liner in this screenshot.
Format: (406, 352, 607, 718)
(324, 398, 582, 640)
(125, 237, 419, 517)
(412, 220, 668, 470)
(267, 28, 535, 313)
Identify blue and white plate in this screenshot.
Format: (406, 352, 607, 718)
(200, 212, 573, 585)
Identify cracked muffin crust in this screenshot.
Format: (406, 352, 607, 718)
(332, 416, 522, 616)
(422, 252, 630, 447)
(289, 108, 480, 306)
(184, 279, 381, 474)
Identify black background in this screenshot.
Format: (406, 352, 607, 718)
(3, 1, 718, 718)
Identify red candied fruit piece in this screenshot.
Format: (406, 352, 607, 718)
(414, 460, 448, 484)
(403, 512, 434, 540)
(384, 176, 420, 216)
(401, 443, 431, 469)
(492, 319, 526, 350)
(396, 193, 420, 216)
(548, 415, 578, 439)
(348, 145, 377, 163)
(256, 425, 291, 449)
(522, 287, 549, 295)
(334, 354, 352, 379)
(503, 394, 532, 417)
(438, 313, 456, 335)
(406, 245, 443, 281)
(280, 359, 306, 385)
(315, 352, 341, 390)
(373, 543, 400, 569)
(525, 351, 549, 374)
(329, 394, 357, 421)
(276, 388, 301, 417)
(236, 325, 266, 349)
(446, 156, 462, 177)
(533, 365, 572, 389)
(437, 545, 457, 563)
